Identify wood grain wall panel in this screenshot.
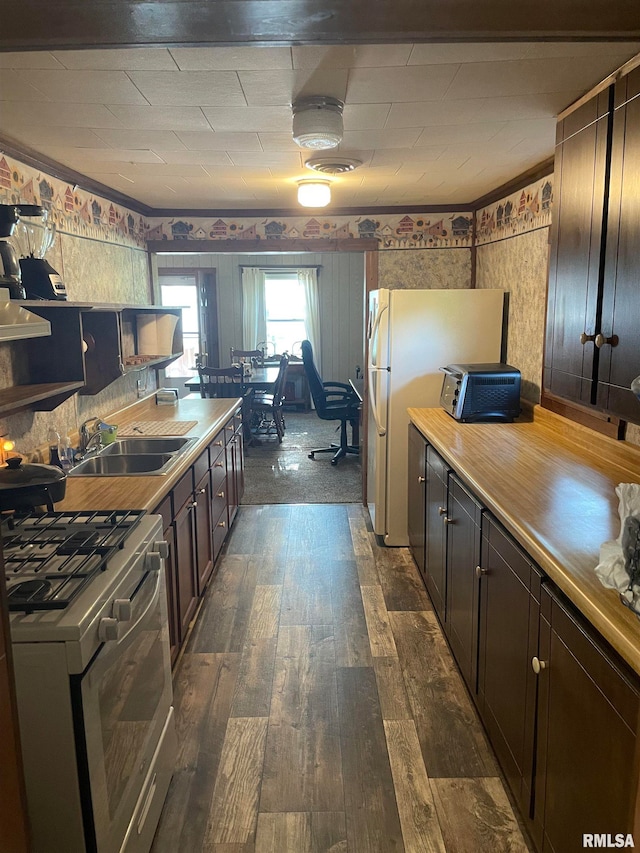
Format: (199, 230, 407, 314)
(154, 251, 365, 384)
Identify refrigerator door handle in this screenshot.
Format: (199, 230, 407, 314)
(368, 303, 389, 368)
(368, 366, 387, 436)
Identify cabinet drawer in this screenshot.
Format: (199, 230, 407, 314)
(173, 468, 194, 513)
(154, 494, 173, 531)
(211, 469, 227, 521)
(224, 418, 235, 444)
(212, 505, 228, 558)
(209, 429, 225, 465)
(193, 449, 208, 488)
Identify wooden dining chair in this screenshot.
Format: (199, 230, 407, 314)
(198, 365, 243, 398)
(250, 354, 289, 442)
(229, 347, 265, 367)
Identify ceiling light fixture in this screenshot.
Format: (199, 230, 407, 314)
(292, 96, 344, 150)
(297, 180, 331, 208)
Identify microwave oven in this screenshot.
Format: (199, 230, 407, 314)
(440, 363, 521, 422)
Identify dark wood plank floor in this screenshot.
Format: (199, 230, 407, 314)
(151, 505, 534, 853)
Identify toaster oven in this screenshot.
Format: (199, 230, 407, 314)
(440, 363, 521, 422)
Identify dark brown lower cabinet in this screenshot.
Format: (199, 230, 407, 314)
(407, 424, 427, 577)
(193, 454, 214, 595)
(153, 409, 244, 665)
(156, 495, 180, 664)
(478, 514, 541, 821)
(173, 478, 198, 641)
(410, 430, 640, 852)
(226, 412, 244, 527)
(445, 474, 481, 693)
(532, 585, 640, 853)
(425, 445, 449, 620)
(209, 434, 229, 562)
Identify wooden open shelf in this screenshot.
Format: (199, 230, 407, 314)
(3, 301, 184, 416)
(0, 382, 85, 415)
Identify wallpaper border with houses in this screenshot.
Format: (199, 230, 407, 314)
(475, 176, 553, 246)
(144, 211, 476, 248)
(0, 151, 147, 249)
(1, 150, 553, 252)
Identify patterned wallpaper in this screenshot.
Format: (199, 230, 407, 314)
(0, 151, 155, 457)
(379, 249, 471, 290)
(476, 227, 550, 405)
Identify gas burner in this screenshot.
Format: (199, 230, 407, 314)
(2, 509, 145, 613)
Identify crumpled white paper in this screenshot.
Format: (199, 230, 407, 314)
(595, 483, 640, 614)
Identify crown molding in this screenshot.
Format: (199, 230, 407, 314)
(470, 158, 555, 211)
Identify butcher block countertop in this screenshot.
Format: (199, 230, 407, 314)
(408, 404, 640, 676)
(57, 394, 240, 513)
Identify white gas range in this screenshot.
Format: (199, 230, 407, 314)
(4, 509, 177, 853)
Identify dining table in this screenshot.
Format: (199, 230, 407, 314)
(184, 366, 280, 395)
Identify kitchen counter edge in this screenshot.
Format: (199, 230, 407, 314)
(408, 404, 640, 677)
(57, 395, 242, 514)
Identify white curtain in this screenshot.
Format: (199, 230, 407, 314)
(241, 267, 266, 351)
(299, 267, 320, 365)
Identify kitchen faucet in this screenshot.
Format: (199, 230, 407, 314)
(79, 417, 103, 456)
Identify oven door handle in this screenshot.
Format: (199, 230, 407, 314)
(100, 570, 162, 648)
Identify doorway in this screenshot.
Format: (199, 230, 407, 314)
(157, 268, 219, 395)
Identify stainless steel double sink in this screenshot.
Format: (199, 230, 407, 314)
(68, 435, 198, 477)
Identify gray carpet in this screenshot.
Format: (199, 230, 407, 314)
(241, 410, 362, 504)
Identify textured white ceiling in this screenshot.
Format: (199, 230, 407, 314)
(0, 43, 638, 210)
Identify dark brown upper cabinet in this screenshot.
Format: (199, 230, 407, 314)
(544, 66, 640, 426)
(1, 302, 183, 415)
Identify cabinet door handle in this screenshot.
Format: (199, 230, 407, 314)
(418, 475, 425, 483)
(531, 656, 547, 675)
(475, 565, 488, 578)
(438, 506, 446, 515)
(198, 487, 206, 494)
(214, 462, 224, 468)
(214, 440, 223, 446)
(217, 521, 226, 528)
(191, 500, 198, 508)
(594, 333, 619, 349)
(443, 516, 453, 524)
(217, 491, 225, 498)
(580, 332, 596, 345)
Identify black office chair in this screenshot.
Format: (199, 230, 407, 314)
(301, 340, 360, 465)
(250, 353, 289, 442)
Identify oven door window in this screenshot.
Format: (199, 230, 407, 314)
(79, 567, 172, 850)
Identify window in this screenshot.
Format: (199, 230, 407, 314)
(159, 276, 199, 377)
(264, 273, 307, 356)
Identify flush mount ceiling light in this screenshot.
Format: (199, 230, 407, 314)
(297, 179, 331, 208)
(292, 96, 344, 150)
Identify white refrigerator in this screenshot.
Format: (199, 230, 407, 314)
(367, 287, 506, 546)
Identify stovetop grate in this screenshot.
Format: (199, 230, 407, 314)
(2, 509, 146, 613)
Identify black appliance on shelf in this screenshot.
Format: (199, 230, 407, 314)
(0, 204, 25, 299)
(14, 204, 67, 300)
